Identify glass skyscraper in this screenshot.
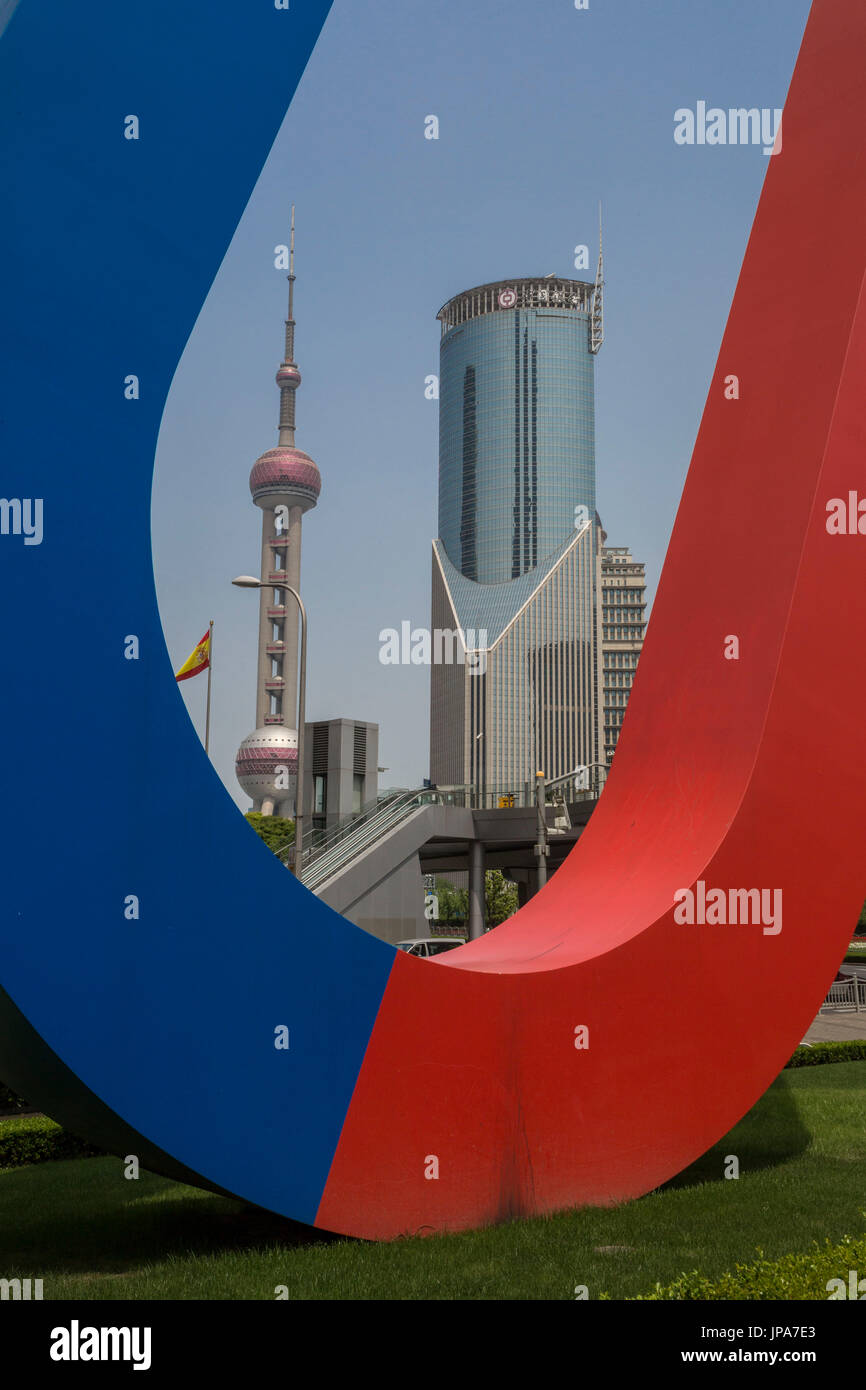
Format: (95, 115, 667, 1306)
(430, 274, 607, 794)
(437, 277, 598, 585)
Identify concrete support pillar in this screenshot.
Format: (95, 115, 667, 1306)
(255, 512, 275, 730)
(255, 504, 303, 734)
(281, 505, 303, 730)
(261, 796, 275, 817)
(468, 840, 485, 940)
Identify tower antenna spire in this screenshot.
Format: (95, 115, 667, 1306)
(591, 201, 605, 355)
(278, 205, 301, 446)
(285, 204, 296, 366)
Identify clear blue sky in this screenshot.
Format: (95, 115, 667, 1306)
(152, 0, 810, 809)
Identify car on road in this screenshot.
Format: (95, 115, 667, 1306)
(396, 937, 466, 958)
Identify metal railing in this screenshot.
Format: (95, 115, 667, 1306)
(280, 770, 607, 895)
(296, 788, 417, 860)
(422, 770, 607, 812)
(273, 788, 404, 865)
(821, 973, 865, 1013)
(300, 789, 430, 893)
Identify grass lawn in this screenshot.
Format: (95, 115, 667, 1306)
(0, 1062, 864, 1300)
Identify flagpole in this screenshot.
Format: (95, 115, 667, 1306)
(204, 619, 214, 756)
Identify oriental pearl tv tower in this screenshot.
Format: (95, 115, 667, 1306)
(235, 209, 321, 817)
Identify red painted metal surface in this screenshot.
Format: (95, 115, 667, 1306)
(317, 0, 866, 1239)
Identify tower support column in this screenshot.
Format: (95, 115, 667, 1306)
(468, 840, 485, 940)
(256, 513, 276, 729)
(281, 504, 303, 729)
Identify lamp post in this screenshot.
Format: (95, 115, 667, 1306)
(546, 762, 609, 797)
(233, 576, 307, 881)
(534, 771, 549, 890)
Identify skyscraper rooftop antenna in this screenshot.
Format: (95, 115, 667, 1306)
(591, 201, 604, 355)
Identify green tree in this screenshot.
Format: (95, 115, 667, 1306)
(245, 813, 295, 857)
(434, 876, 467, 927)
(485, 869, 519, 927)
(433, 870, 518, 932)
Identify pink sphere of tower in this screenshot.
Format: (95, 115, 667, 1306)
(235, 726, 298, 808)
(249, 446, 321, 511)
(276, 364, 301, 389)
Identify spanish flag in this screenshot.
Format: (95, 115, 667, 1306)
(175, 631, 211, 682)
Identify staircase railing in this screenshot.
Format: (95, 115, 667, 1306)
(299, 789, 430, 892)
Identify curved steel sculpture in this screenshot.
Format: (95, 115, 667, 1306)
(1, 0, 865, 1240)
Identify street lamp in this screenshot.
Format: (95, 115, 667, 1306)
(547, 763, 609, 796)
(534, 771, 549, 890)
(232, 575, 307, 882)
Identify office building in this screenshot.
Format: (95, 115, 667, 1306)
(599, 543, 646, 762)
(430, 254, 605, 793)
